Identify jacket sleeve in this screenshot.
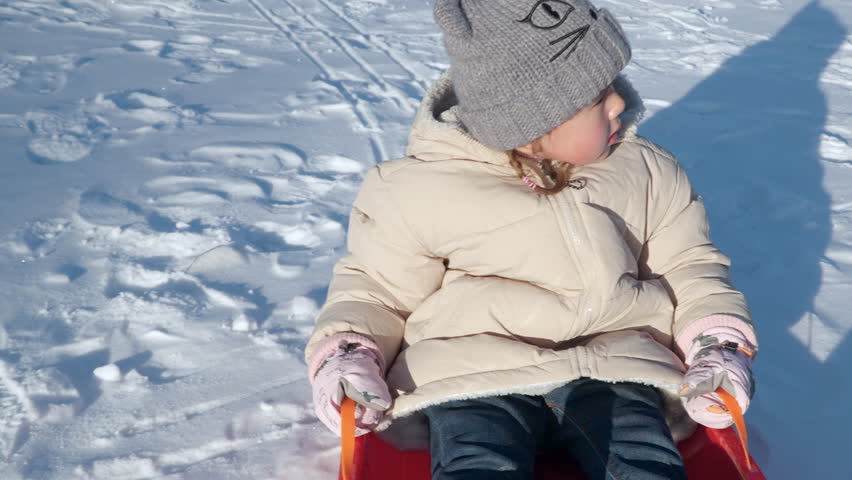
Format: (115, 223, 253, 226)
(638, 150, 755, 348)
(305, 165, 446, 370)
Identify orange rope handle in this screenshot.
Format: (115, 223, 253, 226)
(715, 387, 752, 473)
(340, 397, 357, 480)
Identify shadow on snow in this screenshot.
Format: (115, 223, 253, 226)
(638, 2, 848, 478)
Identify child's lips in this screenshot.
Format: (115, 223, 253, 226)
(608, 122, 622, 145)
(608, 130, 619, 145)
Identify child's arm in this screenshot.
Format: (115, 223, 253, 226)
(640, 151, 758, 427)
(306, 165, 446, 374)
(639, 151, 757, 356)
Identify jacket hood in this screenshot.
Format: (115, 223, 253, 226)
(405, 70, 646, 165)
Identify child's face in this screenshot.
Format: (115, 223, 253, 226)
(517, 85, 625, 166)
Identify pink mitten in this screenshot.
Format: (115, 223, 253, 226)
(678, 326, 756, 429)
(309, 334, 392, 436)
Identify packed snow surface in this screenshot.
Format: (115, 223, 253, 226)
(1, 0, 851, 478)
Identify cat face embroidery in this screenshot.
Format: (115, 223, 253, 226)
(517, 0, 593, 62)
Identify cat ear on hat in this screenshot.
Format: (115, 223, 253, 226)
(433, 0, 473, 38)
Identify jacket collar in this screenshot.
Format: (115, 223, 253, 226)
(405, 71, 645, 166)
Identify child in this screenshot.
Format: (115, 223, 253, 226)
(306, 0, 758, 478)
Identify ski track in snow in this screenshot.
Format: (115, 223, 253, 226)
(0, 0, 851, 478)
(245, 0, 413, 164)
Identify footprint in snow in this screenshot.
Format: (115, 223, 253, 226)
(102, 89, 206, 137)
(186, 245, 251, 280)
(122, 39, 166, 57)
(187, 142, 305, 172)
(43, 265, 87, 285)
(757, 0, 782, 9)
(0, 377, 31, 457)
(123, 34, 276, 84)
(0, 359, 83, 456)
(306, 154, 366, 175)
(141, 175, 265, 206)
(78, 189, 147, 227)
(0, 59, 21, 89)
(821, 133, 852, 163)
(0, 54, 87, 95)
(226, 400, 311, 440)
(238, 216, 344, 251)
(25, 111, 105, 164)
(3, 218, 69, 257)
(23, 89, 202, 164)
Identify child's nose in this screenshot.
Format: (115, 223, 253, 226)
(607, 90, 625, 119)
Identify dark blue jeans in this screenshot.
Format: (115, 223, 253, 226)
(422, 378, 686, 480)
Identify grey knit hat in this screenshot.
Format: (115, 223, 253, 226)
(433, 0, 631, 151)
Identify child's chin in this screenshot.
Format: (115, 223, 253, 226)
(574, 151, 611, 166)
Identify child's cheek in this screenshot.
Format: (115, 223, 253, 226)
(555, 140, 597, 165)
(575, 134, 608, 165)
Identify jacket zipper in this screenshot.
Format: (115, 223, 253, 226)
(547, 192, 594, 328)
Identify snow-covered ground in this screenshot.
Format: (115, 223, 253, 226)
(0, 0, 850, 478)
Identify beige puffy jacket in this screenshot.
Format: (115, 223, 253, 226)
(306, 73, 753, 447)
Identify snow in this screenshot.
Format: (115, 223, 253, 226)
(0, 0, 850, 478)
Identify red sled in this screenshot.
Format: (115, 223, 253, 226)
(340, 425, 765, 480)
